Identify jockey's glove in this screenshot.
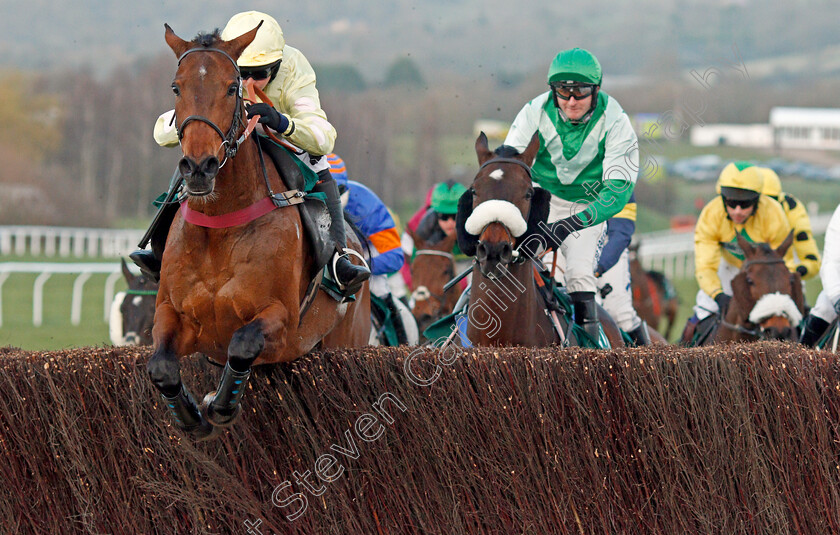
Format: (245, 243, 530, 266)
(714, 292, 732, 314)
(544, 215, 587, 249)
(246, 103, 290, 134)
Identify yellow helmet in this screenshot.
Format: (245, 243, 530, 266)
(715, 161, 764, 201)
(221, 11, 285, 67)
(759, 167, 782, 198)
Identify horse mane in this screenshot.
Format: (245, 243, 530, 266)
(755, 243, 775, 256)
(194, 29, 222, 48)
(493, 145, 521, 158)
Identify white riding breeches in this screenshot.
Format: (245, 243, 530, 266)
(544, 197, 605, 294)
(596, 249, 642, 332)
(693, 261, 740, 320)
(811, 291, 837, 323)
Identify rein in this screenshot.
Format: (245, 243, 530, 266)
(174, 48, 306, 229)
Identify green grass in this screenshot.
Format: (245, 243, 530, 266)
(0, 272, 128, 350)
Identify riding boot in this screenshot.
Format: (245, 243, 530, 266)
(130, 169, 181, 283)
(313, 172, 370, 294)
(628, 321, 652, 346)
(571, 291, 600, 342)
(799, 315, 830, 347)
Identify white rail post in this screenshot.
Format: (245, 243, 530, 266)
(71, 272, 93, 325)
(33, 272, 52, 327)
(0, 272, 9, 327)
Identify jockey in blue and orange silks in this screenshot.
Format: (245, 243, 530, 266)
(326, 153, 404, 295)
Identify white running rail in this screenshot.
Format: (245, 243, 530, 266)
(0, 226, 144, 258)
(0, 262, 140, 327)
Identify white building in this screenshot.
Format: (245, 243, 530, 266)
(770, 107, 840, 150)
(690, 124, 773, 148)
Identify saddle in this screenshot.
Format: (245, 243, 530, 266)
(256, 135, 334, 272)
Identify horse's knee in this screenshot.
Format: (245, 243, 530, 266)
(147, 348, 181, 397)
(228, 321, 265, 372)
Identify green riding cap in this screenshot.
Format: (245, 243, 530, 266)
(431, 182, 468, 215)
(548, 48, 603, 85)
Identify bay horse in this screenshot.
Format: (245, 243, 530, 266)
(455, 133, 624, 348)
(109, 258, 157, 346)
(407, 229, 463, 336)
(148, 24, 370, 440)
(701, 232, 803, 344)
(628, 242, 679, 340)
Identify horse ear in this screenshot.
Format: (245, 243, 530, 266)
(521, 133, 540, 167)
(789, 271, 806, 314)
(224, 21, 263, 61)
(456, 188, 478, 256)
(735, 232, 754, 258)
(120, 257, 136, 286)
(164, 24, 191, 58)
(475, 132, 493, 166)
(776, 230, 794, 257)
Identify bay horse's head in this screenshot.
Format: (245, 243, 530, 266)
(408, 228, 461, 334)
(728, 232, 804, 341)
(456, 132, 549, 278)
(164, 23, 262, 196)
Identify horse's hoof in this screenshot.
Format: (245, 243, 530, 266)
(201, 392, 243, 428)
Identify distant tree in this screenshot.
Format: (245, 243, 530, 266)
(382, 57, 425, 88)
(0, 72, 61, 163)
(314, 64, 367, 93)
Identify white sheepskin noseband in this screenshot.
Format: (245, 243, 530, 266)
(464, 200, 528, 237)
(748, 292, 803, 325)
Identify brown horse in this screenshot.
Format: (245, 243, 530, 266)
(407, 229, 463, 336)
(702, 232, 803, 344)
(147, 25, 370, 440)
(628, 243, 679, 339)
(454, 133, 624, 348)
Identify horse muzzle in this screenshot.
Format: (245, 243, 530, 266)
(475, 239, 514, 279)
(179, 155, 220, 196)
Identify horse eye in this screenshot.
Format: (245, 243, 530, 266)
(227, 83, 238, 96)
(525, 188, 534, 200)
(746, 276, 754, 285)
(171, 84, 180, 96)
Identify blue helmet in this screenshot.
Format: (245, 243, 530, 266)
(327, 153, 348, 187)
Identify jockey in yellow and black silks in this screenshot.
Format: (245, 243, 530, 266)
(682, 162, 795, 342)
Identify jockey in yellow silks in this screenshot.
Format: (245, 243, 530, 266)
(681, 162, 796, 342)
(133, 11, 369, 292)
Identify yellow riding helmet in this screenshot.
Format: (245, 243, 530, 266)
(221, 11, 285, 67)
(759, 167, 782, 198)
(715, 161, 764, 201)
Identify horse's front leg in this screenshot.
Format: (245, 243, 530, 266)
(147, 303, 217, 440)
(203, 305, 288, 426)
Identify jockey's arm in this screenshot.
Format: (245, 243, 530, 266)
(694, 201, 724, 298)
(784, 194, 821, 279)
(763, 198, 796, 272)
(270, 46, 336, 156)
(820, 205, 840, 305)
(596, 205, 635, 276)
(569, 119, 639, 228)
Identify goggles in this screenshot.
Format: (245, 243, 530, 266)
(240, 66, 273, 80)
(723, 197, 757, 210)
(551, 83, 596, 100)
(437, 213, 456, 221)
